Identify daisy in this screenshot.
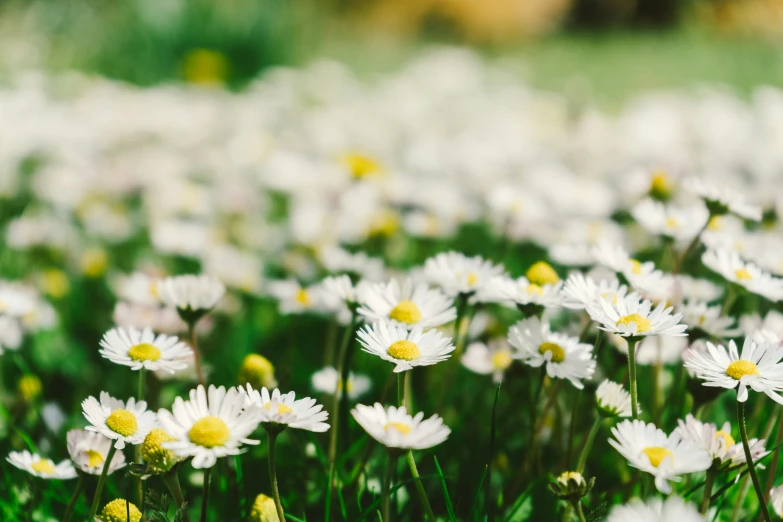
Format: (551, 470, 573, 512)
(311, 366, 371, 400)
(461, 339, 514, 383)
(771, 484, 783, 519)
(96, 499, 142, 522)
(606, 496, 702, 522)
(82, 392, 157, 449)
(267, 279, 324, 315)
(562, 272, 629, 311)
(595, 380, 635, 418)
(7, 450, 76, 479)
(244, 386, 330, 433)
(674, 275, 723, 303)
(249, 494, 279, 522)
(357, 319, 455, 373)
(525, 261, 561, 286)
(684, 177, 762, 221)
(357, 278, 456, 329)
(99, 326, 192, 373)
(239, 353, 278, 389)
(423, 251, 505, 297)
(608, 419, 712, 493)
(156, 274, 225, 323)
(675, 414, 767, 470)
(631, 198, 708, 242)
(157, 385, 261, 468)
(351, 403, 450, 451)
(591, 243, 667, 293)
(702, 248, 783, 302)
(508, 317, 595, 389)
(66, 429, 126, 475)
(587, 293, 687, 339)
(679, 300, 738, 338)
(141, 428, 179, 474)
(683, 336, 783, 404)
(478, 275, 564, 312)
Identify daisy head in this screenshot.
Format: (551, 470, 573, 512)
(679, 300, 738, 338)
(631, 198, 708, 242)
(478, 275, 564, 314)
(771, 484, 783, 519)
(99, 326, 192, 373)
(461, 338, 514, 383)
(683, 336, 783, 404)
(587, 293, 687, 339)
(249, 494, 279, 522)
(608, 419, 712, 493)
(141, 428, 180, 474)
(157, 385, 261, 469)
(684, 177, 762, 221)
(607, 496, 702, 522)
(423, 251, 505, 297)
(508, 316, 595, 389)
(267, 279, 324, 315)
(66, 429, 126, 475)
(590, 243, 666, 293)
(311, 366, 371, 400)
(97, 499, 142, 522)
(675, 414, 767, 471)
(244, 385, 330, 433)
(357, 278, 456, 330)
(7, 450, 76, 479)
(239, 354, 278, 389)
(351, 403, 450, 452)
(562, 272, 629, 311)
(357, 319, 455, 373)
(702, 248, 783, 302)
(595, 380, 635, 418)
(82, 392, 157, 449)
(156, 274, 225, 323)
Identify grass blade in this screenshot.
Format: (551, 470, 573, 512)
(434, 456, 456, 522)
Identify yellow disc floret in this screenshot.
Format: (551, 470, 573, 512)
(389, 300, 422, 325)
(18, 375, 42, 402)
(538, 342, 566, 363)
(99, 499, 142, 522)
(525, 261, 560, 286)
(296, 289, 311, 306)
(526, 284, 544, 296)
(726, 360, 759, 380)
(239, 354, 277, 388)
(189, 416, 230, 448)
(643, 447, 673, 468)
(249, 493, 280, 522)
(265, 402, 293, 415)
(128, 343, 162, 362)
(341, 153, 382, 179)
(387, 340, 421, 361)
(86, 450, 105, 468)
(616, 313, 652, 334)
(629, 259, 642, 275)
(650, 171, 673, 199)
(491, 350, 513, 371)
(735, 269, 753, 281)
(715, 430, 736, 448)
(467, 272, 478, 287)
(384, 422, 411, 435)
(106, 409, 138, 437)
(31, 459, 55, 475)
(142, 428, 178, 473)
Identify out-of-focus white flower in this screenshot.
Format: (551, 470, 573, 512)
(157, 274, 226, 321)
(311, 366, 371, 400)
(675, 414, 767, 469)
(461, 339, 513, 383)
(423, 251, 505, 297)
(702, 248, 783, 302)
(607, 496, 702, 522)
(631, 198, 708, 242)
(7, 450, 76, 479)
(684, 177, 762, 221)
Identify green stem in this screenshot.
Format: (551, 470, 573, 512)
(235, 455, 245, 520)
(573, 500, 587, 522)
(136, 368, 146, 510)
(328, 313, 358, 465)
(88, 443, 118, 519)
(200, 467, 212, 522)
(576, 417, 602, 473)
(738, 400, 772, 522)
(761, 409, 783, 522)
(268, 430, 286, 522)
(397, 373, 404, 408)
(453, 294, 469, 356)
(63, 473, 84, 522)
(627, 338, 639, 420)
(188, 321, 206, 388)
(382, 452, 396, 522)
(701, 468, 716, 515)
(162, 467, 188, 515)
(674, 220, 708, 274)
(406, 450, 436, 521)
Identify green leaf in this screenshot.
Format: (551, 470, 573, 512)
(356, 474, 444, 521)
(173, 502, 190, 522)
(505, 496, 532, 522)
(433, 456, 456, 522)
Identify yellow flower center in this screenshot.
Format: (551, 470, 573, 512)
(384, 422, 411, 435)
(616, 313, 652, 333)
(369, 210, 400, 237)
(642, 446, 673, 467)
(492, 350, 513, 370)
(250, 494, 279, 522)
(389, 300, 423, 324)
(141, 428, 177, 472)
(715, 430, 736, 448)
(18, 375, 42, 402)
(342, 153, 382, 179)
(296, 289, 311, 306)
(467, 272, 478, 287)
(538, 342, 566, 363)
(735, 269, 753, 281)
(708, 216, 722, 230)
(86, 450, 105, 468)
(387, 340, 421, 361)
(525, 261, 560, 286)
(665, 217, 680, 229)
(601, 291, 619, 305)
(239, 354, 276, 388)
(629, 259, 642, 275)
(31, 459, 55, 474)
(106, 409, 138, 437)
(100, 498, 142, 522)
(42, 268, 70, 298)
(189, 416, 230, 448)
(337, 379, 354, 393)
(526, 284, 544, 296)
(725, 360, 759, 380)
(650, 171, 672, 197)
(128, 343, 162, 362)
(264, 402, 293, 415)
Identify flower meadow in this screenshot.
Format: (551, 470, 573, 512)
(4, 49, 783, 522)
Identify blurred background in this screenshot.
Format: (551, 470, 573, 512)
(1, 0, 783, 102)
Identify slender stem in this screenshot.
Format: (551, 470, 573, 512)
(138, 368, 146, 402)
(674, 220, 708, 274)
(162, 467, 187, 508)
(63, 473, 84, 522)
(565, 389, 582, 467)
(188, 321, 206, 387)
(200, 467, 212, 522)
(701, 468, 716, 514)
(382, 452, 395, 522)
(576, 417, 602, 473)
(573, 500, 587, 522)
(328, 313, 358, 464)
(406, 450, 436, 521)
(235, 455, 245, 520)
(520, 380, 562, 478)
(268, 430, 286, 522)
(397, 373, 404, 408)
(453, 294, 468, 355)
(135, 368, 146, 510)
(761, 409, 783, 522)
(738, 400, 772, 522)
(88, 443, 118, 519)
(627, 338, 639, 420)
(653, 340, 663, 425)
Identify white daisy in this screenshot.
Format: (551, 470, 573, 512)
(508, 317, 595, 389)
(114, 272, 163, 307)
(679, 300, 738, 338)
(675, 414, 767, 469)
(0, 315, 23, 354)
(674, 275, 723, 303)
(771, 484, 783, 518)
(157, 385, 261, 469)
(683, 336, 783, 404)
(739, 311, 783, 339)
(351, 403, 450, 451)
(684, 177, 762, 221)
(82, 392, 157, 449)
(357, 319, 455, 373)
(591, 243, 667, 293)
(595, 380, 635, 418)
(562, 273, 629, 311)
(461, 339, 514, 383)
(357, 278, 456, 330)
(67, 429, 127, 475)
(99, 326, 192, 373)
(244, 385, 329, 432)
(0, 282, 37, 318)
(608, 419, 712, 493)
(607, 496, 702, 522)
(311, 366, 371, 400)
(156, 274, 226, 322)
(702, 248, 783, 301)
(7, 450, 77, 479)
(631, 198, 708, 242)
(587, 293, 687, 338)
(423, 251, 505, 297)
(478, 275, 564, 311)
(267, 279, 324, 315)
